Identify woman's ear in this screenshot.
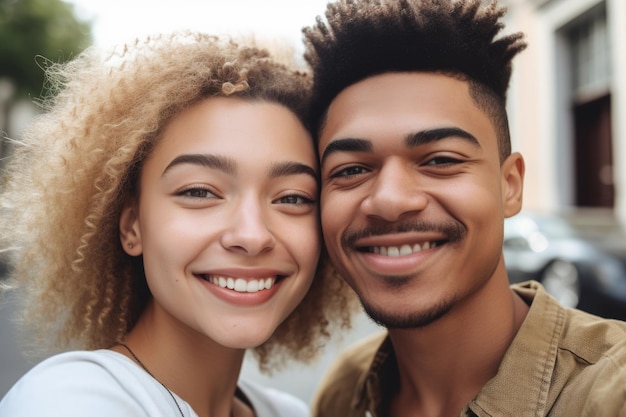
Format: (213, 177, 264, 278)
(501, 152, 525, 218)
(120, 199, 143, 256)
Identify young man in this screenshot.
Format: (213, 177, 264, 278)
(303, 1, 626, 416)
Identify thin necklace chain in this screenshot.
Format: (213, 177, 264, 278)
(119, 343, 185, 417)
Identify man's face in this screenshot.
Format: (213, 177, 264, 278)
(318, 72, 524, 328)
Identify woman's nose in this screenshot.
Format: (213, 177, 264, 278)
(220, 198, 276, 256)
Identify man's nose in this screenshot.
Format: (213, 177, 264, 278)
(360, 158, 428, 222)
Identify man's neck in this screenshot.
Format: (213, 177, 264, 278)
(387, 277, 529, 417)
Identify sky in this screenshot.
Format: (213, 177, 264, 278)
(65, 0, 332, 54)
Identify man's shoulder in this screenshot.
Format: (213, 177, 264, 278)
(516, 282, 626, 416)
(514, 280, 626, 361)
(333, 330, 388, 372)
(556, 310, 626, 416)
(312, 331, 388, 417)
(237, 379, 309, 417)
(560, 306, 626, 365)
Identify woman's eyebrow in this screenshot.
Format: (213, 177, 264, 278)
(163, 154, 237, 176)
(269, 161, 318, 183)
(405, 127, 480, 148)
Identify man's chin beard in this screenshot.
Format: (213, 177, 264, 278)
(361, 299, 453, 329)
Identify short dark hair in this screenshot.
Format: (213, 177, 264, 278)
(303, 0, 526, 160)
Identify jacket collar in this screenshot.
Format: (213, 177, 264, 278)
(351, 282, 563, 417)
(469, 282, 564, 416)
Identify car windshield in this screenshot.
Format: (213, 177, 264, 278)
(505, 214, 575, 240)
(506, 211, 626, 241)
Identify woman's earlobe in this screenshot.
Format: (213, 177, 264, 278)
(120, 202, 143, 255)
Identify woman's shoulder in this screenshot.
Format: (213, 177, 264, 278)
(0, 350, 193, 417)
(238, 378, 310, 417)
(4, 349, 142, 385)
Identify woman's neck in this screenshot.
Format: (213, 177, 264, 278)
(114, 300, 249, 417)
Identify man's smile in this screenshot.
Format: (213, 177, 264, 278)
(362, 241, 441, 257)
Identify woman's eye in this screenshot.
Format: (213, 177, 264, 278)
(177, 187, 216, 198)
(331, 165, 369, 178)
(275, 194, 315, 206)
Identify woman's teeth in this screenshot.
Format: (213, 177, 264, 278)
(208, 276, 275, 293)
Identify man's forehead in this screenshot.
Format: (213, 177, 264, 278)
(321, 73, 470, 127)
(318, 73, 497, 159)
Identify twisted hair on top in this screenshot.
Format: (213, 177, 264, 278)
(0, 31, 355, 370)
(303, 0, 527, 160)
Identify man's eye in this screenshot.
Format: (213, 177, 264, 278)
(424, 156, 461, 166)
(331, 166, 369, 178)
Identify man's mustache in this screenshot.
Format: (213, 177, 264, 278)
(341, 219, 467, 249)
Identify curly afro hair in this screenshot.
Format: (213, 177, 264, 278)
(0, 31, 356, 371)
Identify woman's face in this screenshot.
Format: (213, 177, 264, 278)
(121, 97, 320, 348)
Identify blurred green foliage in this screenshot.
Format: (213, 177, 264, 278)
(0, 0, 92, 98)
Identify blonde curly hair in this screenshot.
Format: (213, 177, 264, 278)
(0, 31, 356, 371)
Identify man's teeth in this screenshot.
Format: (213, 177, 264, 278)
(371, 242, 437, 257)
(209, 276, 275, 293)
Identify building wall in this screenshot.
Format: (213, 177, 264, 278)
(502, 0, 626, 224)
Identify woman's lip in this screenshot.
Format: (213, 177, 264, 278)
(199, 275, 285, 306)
(194, 273, 283, 282)
(193, 268, 288, 279)
(198, 275, 281, 292)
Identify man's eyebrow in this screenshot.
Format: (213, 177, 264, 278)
(163, 154, 236, 176)
(405, 127, 480, 148)
(320, 138, 373, 165)
(269, 161, 318, 184)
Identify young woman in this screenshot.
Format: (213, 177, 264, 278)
(0, 32, 352, 417)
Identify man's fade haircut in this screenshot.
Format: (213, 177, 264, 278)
(303, 0, 527, 161)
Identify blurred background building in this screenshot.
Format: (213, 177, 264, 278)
(2, 0, 624, 222)
(502, 0, 626, 223)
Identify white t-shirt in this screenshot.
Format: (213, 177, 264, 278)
(0, 350, 309, 417)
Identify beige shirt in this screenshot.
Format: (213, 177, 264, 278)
(312, 281, 626, 417)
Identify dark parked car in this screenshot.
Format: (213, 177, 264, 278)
(0, 256, 7, 280)
(504, 211, 626, 321)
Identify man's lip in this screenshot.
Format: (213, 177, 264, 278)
(351, 239, 446, 276)
(360, 241, 442, 256)
(352, 233, 448, 249)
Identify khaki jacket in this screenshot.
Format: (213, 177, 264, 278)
(312, 281, 626, 417)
